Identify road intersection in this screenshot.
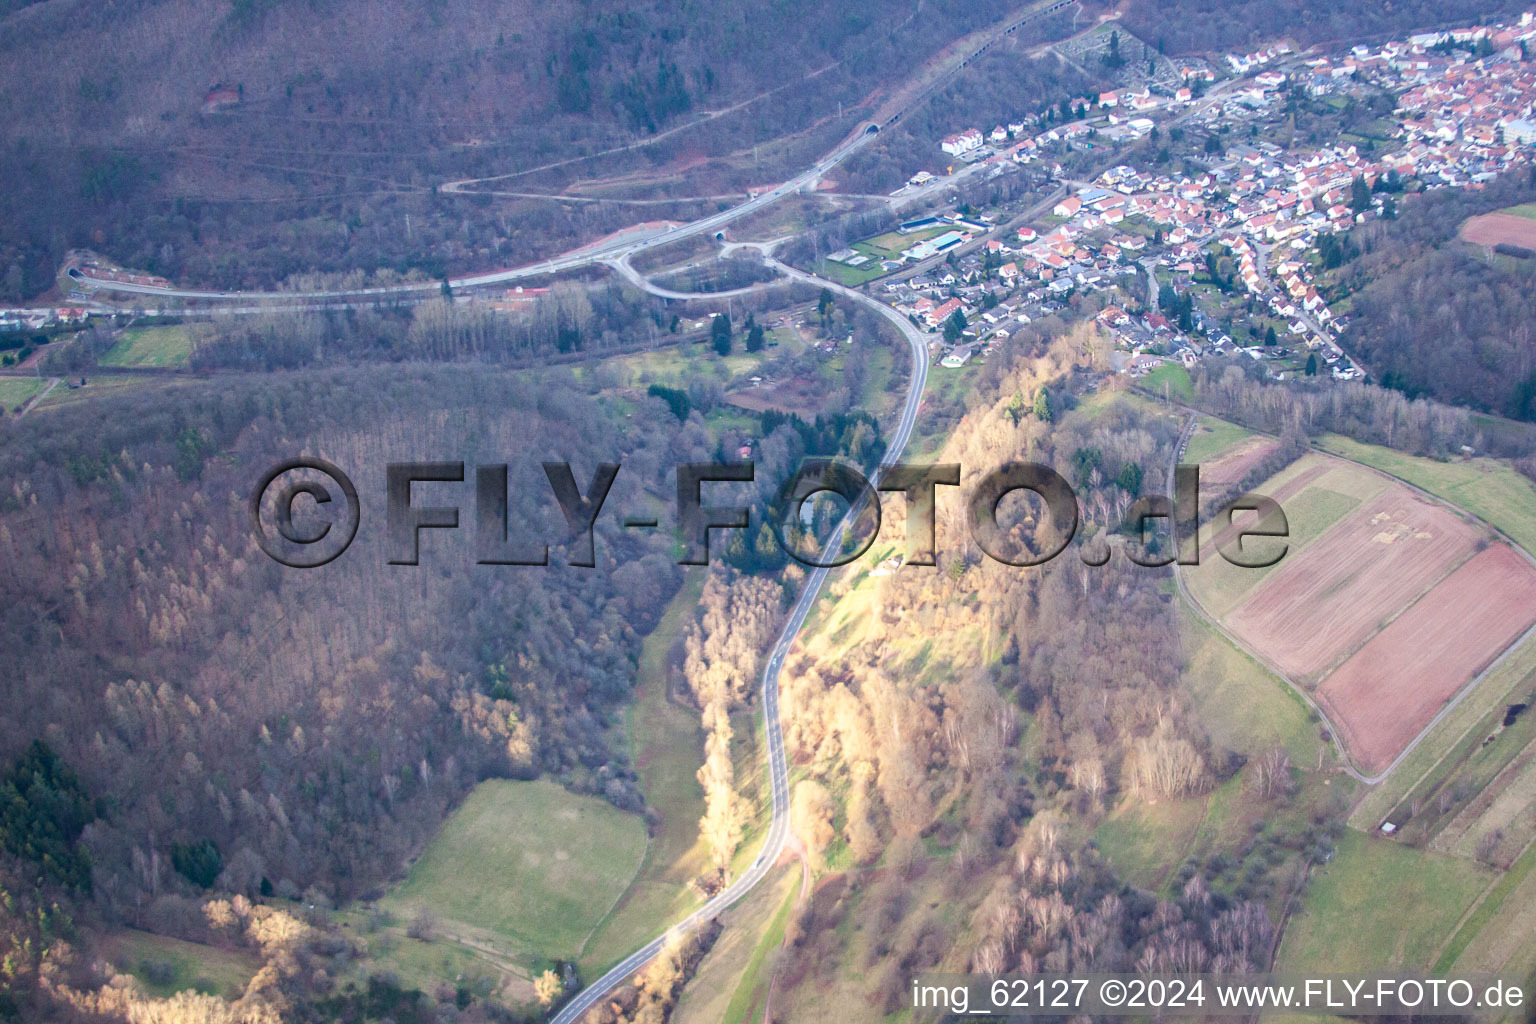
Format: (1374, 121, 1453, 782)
(549, 252, 931, 1024)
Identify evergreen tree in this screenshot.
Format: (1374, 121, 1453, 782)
(1350, 174, 1373, 214)
(711, 314, 733, 356)
(943, 310, 967, 344)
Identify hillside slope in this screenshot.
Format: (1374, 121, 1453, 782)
(0, 0, 1029, 295)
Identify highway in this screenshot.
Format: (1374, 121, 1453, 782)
(69, 0, 1089, 311)
(70, 127, 882, 304)
(549, 258, 930, 1024)
(606, 254, 785, 300)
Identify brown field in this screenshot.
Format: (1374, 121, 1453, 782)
(1317, 544, 1536, 775)
(1460, 212, 1536, 249)
(726, 381, 818, 418)
(1225, 486, 1482, 682)
(1202, 436, 1280, 487)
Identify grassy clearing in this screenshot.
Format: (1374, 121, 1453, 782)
(102, 324, 194, 368)
(1141, 362, 1194, 403)
(602, 340, 767, 389)
(768, 325, 804, 353)
(1094, 796, 1208, 892)
(0, 376, 45, 412)
(580, 577, 710, 976)
(1179, 610, 1321, 765)
(36, 374, 178, 409)
(1182, 415, 1252, 466)
(1446, 756, 1536, 859)
(1437, 840, 1536, 972)
(860, 225, 951, 256)
(814, 258, 886, 287)
(1503, 203, 1536, 219)
(1093, 770, 1351, 922)
(336, 913, 523, 1002)
(381, 779, 647, 960)
(1277, 830, 1491, 973)
(721, 874, 797, 1024)
(98, 929, 260, 1000)
(907, 358, 982, 458)
(1446, 840, 1536, 977)
(1315, 434, 1536, 555)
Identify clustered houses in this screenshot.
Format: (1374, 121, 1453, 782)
(1068, 14, 1536, 381)
(1226, 43, 1293, 75)
(934, 86, 1197, 163)
(940, 128, 984, 157)
(892, 13, 1536, 383)
(0, 308, 88, 333)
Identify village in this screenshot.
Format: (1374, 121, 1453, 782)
(832, 12, 1536, 386)
(7, 13, 1536, 399)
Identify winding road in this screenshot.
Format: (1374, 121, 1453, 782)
(549, 254, 931, 1024)
(70, 126, 882, 304)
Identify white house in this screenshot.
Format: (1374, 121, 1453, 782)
(941, 129, 984, 156)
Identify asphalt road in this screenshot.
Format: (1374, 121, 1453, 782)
(549, 259, 930, 1024)
(71, 128, 881, 305)
(72, 0, 1095, 311)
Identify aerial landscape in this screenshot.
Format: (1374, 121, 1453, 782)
(3, 0, 1536, 1021)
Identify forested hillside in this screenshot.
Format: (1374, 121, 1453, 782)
(1329, 170, 1536, 422)
(1104, 0, 1529, 54)
(0, 365, 698, 1012)
(0, 0, 1030, 298)
(656, 322, 1329, 1024)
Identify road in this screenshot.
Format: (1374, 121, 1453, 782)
(550, 258, 930, 1024)
(1251, 240, 1358, 372)
(14, 377, 59, 419)
(606, 255, 785, 301)
(70, 0, 1094, 311)
(70, 127, 883, 305)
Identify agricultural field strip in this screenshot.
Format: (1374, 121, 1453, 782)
(1434, 749, 1536, 858)
(1315, 546, 1536, 776)
(1352, 640, 1536, 832)
(1175, 425, 1536, 784)
(1225, 485, 1482, 683)
(1180, 416, 1254, 467)
(1169, 417, 1376, 782)
(1434, 837, 1536, 974)
(1199, 435, 1280, 487)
